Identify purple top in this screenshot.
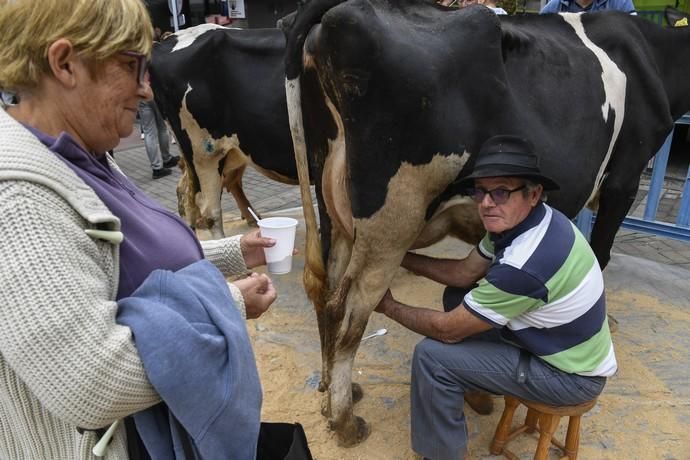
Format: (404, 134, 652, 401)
(26, 126, 203, 299)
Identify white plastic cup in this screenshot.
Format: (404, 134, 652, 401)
(258, 217, 298, 274)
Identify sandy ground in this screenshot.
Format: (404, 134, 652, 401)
(215, 212, 690, 460)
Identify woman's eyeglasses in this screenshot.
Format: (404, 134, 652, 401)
(120, 51, 149, 86)
(468, 185, 526, 205)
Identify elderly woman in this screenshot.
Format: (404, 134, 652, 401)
(0, 0, 278, 458)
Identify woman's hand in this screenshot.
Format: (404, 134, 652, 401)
(232, 272, 277, 319)
(240, 230, 275, 269)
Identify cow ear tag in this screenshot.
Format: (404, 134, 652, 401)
(204, 139, 215, 153)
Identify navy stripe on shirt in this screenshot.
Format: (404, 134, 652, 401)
(521, 211, 575, 283)
(485, 264, 548, 302)
(500, 291, 606, 356)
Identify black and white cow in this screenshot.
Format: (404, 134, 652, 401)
(149, 24, 298, 237)
(284, 0, 690, 445)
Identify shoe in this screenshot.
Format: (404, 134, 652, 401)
(163, 156, 180, 168)
(140, 133, 145, 140)
(152, 167, 172, 179)
(464, 390, 494, 415)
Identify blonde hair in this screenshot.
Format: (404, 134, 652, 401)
(0, 0, 153, 92)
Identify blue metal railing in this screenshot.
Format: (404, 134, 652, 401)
(575, 114, 690, 243)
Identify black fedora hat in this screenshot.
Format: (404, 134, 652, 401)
(457, 135, 560, 191)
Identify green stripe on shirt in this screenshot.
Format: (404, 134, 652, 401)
(470, 278, 545, 322)
(544, 229, 596, 303)
(540, 322, 611, 373)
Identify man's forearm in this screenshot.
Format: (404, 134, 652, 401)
(381, 298, 450, 342)
(402, 252, 467, 286)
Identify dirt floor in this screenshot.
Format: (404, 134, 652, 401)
(217, 211, 690, 460)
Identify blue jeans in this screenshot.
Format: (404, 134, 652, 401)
(410, 287, 607, 460)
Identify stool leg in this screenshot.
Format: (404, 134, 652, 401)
(534, 414, 560, 460)
(525, 408, 539, 433)
(564, 415, 582, 459)
(490, 396, 520, 455)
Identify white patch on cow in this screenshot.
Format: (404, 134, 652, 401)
(342, 151, 471, 316)
(562, 14, 627, 206)
(179, 84, 244, 238)
(171, 23, 226, 52)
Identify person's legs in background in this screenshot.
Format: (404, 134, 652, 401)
(139, 100, 173, 179)
(152, 101, 179, 169)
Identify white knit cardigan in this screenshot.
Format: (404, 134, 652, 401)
(0, 108, 248, 459)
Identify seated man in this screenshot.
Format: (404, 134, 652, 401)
(375, 135, 617, 460)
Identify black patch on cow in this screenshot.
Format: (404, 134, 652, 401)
(150, 26, 299, 190)
(288, 2, 690, 267)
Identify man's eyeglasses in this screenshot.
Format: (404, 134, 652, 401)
(120, 51, 149, 86)
(468, 185, 526, 205)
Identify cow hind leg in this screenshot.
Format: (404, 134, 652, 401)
(176, 157, 202, 231)
(325, 277, 373, 446)
(589, 171, 640, 269)
(326, 244, 412, 446)
(318, 230, 354, 411)
(223, 163, 259, 226)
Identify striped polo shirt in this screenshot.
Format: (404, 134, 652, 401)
(464, 203, 617, 377)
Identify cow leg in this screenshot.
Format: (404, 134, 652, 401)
(222, 162, 259, 226)
(325, 241, 411, 446)
(180, 88, 246, 238)
(589, 167, 642, 269)
(193, 153, 226, 239)
(324, 154, 469, 446)
(319, 230, 353, 416)
(176, 156, 201, 229)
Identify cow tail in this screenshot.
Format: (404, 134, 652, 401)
(285, 76, 327, 308)
(283, 0, 346, 308)
(283, 0, 347, 81)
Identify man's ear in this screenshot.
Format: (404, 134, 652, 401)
(530, 183, 544, 206)
(46, 39, 79, 88)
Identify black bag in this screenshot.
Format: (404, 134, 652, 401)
(256, 422, 313, 460)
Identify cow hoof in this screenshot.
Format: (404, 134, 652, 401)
(335, 416, 370, 447)
(352, 382, 363, 404)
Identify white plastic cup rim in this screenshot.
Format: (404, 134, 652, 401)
(258, 217, 298, 229)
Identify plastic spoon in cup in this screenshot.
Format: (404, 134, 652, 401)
(361, 328, 388, 342)
(248, 207, 262, 224)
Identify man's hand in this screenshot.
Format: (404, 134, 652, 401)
(232, 272, 277, 319)
(375, 289, 394, 315)
(240, 230, 275, 269)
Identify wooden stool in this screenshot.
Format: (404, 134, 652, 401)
(489, 395, 597, 460)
